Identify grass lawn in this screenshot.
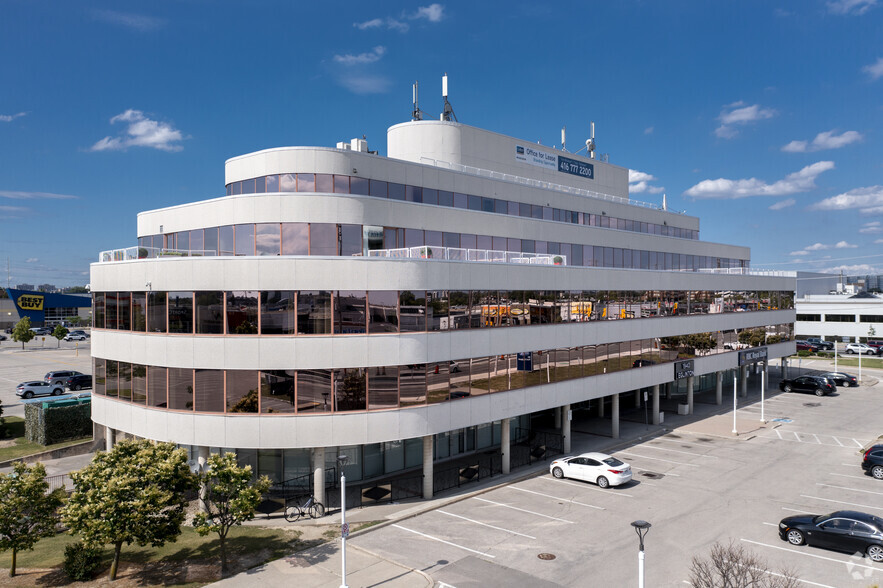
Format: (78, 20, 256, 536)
(0, 525, 310, 585)
(0, 416, 91, 462)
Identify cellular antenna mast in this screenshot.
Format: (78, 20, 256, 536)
(441, 73, 457, 122)
(561, 126, 567, 152)
(411, 81, 424, 121)
(587, 121, 596, 160)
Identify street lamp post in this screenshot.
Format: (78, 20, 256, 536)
(631, 520, 651, 588)
(337, 453, 349, 588)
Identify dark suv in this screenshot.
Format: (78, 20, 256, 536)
(44, 370, 84, 386)
(806, 337, 834, 350)
(863, 444, 883, 480)
(64, 374, 93, 391)
(778, 375, 836, 396)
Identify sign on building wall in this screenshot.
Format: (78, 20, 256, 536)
(515, 146, 594, 180)
(363, 225, 383, 256)
(674, 359, 694, 380)
(738, 347, 768, 366)
(17, 294, 44, 311)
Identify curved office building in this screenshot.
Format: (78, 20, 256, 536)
(91, 118, 796, 503)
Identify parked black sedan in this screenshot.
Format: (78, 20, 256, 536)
(778, 375, 836, 396)
(820, 371, 858, 387)
(779, 510, 883, 562)
(862, 444, 883, 480)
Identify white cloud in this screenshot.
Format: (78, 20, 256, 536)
(876, 239, 883, 244)
(684, 161, 834, 199)
(415, 4, 445, 22)
(92, 10, 164, 31)
(26, 258, 38, 263)
(805, 242, 829, 251)
(353, 4, 444, 33)
(628, 170, 664, 194)
(811, 185, 883, 213)
(781, 129, 862, 152)
(822, 263, 883, 274)
(90, 110, 184, 152)
(336, 75, 392, 95)
(863, 57, 883, 80)
(769, 198, 796, 210)
(0, 112, 26, 122)
(835, 241, 858, 248)
(333, 46, 386, 65)
(644, 126, 654, 135)
(827, 0, 877, 15)
(859, 221, 882, 234)
(715, 101, 776, 139)
(0, 191, 77, 200)
(789, 250, 809, 256)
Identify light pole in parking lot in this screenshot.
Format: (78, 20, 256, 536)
(337, 453, 349, 588)
(631, 520, 651, 588)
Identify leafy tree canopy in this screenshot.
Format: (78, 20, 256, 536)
(11, 317, 34, 349)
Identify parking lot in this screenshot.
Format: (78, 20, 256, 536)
(353, 371, 883, 587)
(0, 339, 93, 417)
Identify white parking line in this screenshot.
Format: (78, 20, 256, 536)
(830, 472, 870, 481)
(782, 507, 809, 513)
(509, 486, 605, 510)
(775, 429, 783, 440)
(392, 524, 495, 558)
(736, 562, 837, 588)
(853, 438, 865, 448)
(538, 476, 634, 497)
(437, 510, 536, 539)
(833, 437, 846, 447)
(762, 522, 778, 527)
(472, 497, 575, 523)
(812, 434, 821, 444)
(641, 444, 716, 459)
(817, 483, 883, 496)
(618, 452, 698, 467)
(741, 538, 880, 574)
(800, 495, 883, 512)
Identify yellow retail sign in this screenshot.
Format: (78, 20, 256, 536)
(17, 294, 44, 310)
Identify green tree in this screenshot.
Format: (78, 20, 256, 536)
(193, 453, 271, 577)
(683, 332, 717, 355)
(0, 462, 65, 577)
(11, 317, 34, 350)
(62, 439, 196, 581)
(52, 324, 69, 348)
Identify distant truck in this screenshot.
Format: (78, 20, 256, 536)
(805, 338, 834, 350)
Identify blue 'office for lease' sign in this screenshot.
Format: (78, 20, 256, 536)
(558, 155, 594, 179)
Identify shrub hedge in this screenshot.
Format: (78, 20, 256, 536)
(25, 401, 91, 445)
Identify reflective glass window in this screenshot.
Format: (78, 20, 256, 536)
(148, 366, 167, 407)
(425, 230, 442, 246)
(226, 370, 259, 413)
(148, 292, 166, 333)
(168, 368, 193, 411)
(132, 364, 146, 404)
(335, 291, 367, 334)
(190, 229, 204, 252)
(281, 222, 309, 255)
(369, 179, 387, 197)
(350, 177, 369, 195)
(468, 194, 481, 210)
(297, 173, 315, 192)
(219, 225, 234, 256)
(297, 369, 333, 413)
(256, 223, 280, 256)
(118, 292, 131, 330)
(240, 178, 255, 194)
(340, 223, 362, 256)
(439, 190, 453, 207)
(168, 292, 193, 334)
(106, 292, 118, 330)
(194, 369, 224, 412)
(427, 290, 448, 331)
(426, 362, 450, 403)
(333, 175, 350, 193)
(176, 231, 190, 252)
(388, 182, 406, 200)
(235, 224, 254, 256)
(94, 358, 105, 395)
(195, 291, 224, 334)
(310, 223, 337, 255)
(368, 290, 398, 333)
(399, 291, 426, 332)
(405, 185, 422, 202)
(204, 227, 219, 255)
(454, 192, 467, 209)
(280, 173, 296, 192)
(226, 291, 259, 334)
(94, 292, 105, 329)
(423, 188, 438, 205)
(399, 364, 426, 407)
(297, 291, 332, 334)
(261, 370, 295, 413)
(106, 360, 118, 398)
(335, 368, 366, 411)
(261, 291, 296, 334)
(368, 366, 398, 410)
(316, 173, 333, 193)
(266, 174, 279, 192)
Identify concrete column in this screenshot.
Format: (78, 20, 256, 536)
(554, 406, 562, 429)
(312, 447, 326, 507)
(105, 427, 115, 452)
(501, 419, 511, 475)
(198, 446, 210, 512)
(422, 435, 434, 499)
(651, 384, 660, 425)
(740, 366, 748, 398)
(562, 404, 572, 453)
(686, 376, 694, 415)
(611, 394, 620, 439)
(665, 382, 673, 400)
(597, 396, 605, 418)
(715, 371, 723, 405)
(634, 389, 641, 408)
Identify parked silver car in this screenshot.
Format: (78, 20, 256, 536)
(16, 381, 65, 399)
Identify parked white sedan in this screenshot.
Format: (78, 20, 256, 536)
(549, 452, 633, 488)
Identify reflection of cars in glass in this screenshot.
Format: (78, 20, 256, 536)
(632, 359, 656, 368)
(16, 381, 65, 399)
(778, 375, 835, 396)
(64, 374, 93, 391)
(779, 510, 883, 562)
(819, 371, 857, 387)
(862, 445, 883, 480)
(549, 452, 632, 488)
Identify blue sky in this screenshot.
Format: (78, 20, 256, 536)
(2, 0, 883, 287)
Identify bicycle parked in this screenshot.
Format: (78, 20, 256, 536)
(284, 494, 325, 522)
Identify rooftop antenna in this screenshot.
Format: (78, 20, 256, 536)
(561, 126, 567, 152)
(441, 73, 458, 122)
(411, 81, 424, 121)
(662, 193, 668, 211)
(587, 121, 596, 160)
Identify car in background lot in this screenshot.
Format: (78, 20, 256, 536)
(862, 445, 883, 480)
(68, 329, 89, 338)
(63, 332, 88, 341)
(16, 381, 65, 399)
(795, 340, 820, 352)
(778, 375, 836, 396)
(779, 510, 883, 562)
(549, 452, 632, 488)
(0, 333, 6, 341)
(29, 327, 52, 336)
(805, 337, 834, 350)
(64, 374, 93, 391)
(866, 340, 883, 354)
(44, 370, 84, 386)
(845, 343, 876, 355)
(819, 371, 858, 387)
